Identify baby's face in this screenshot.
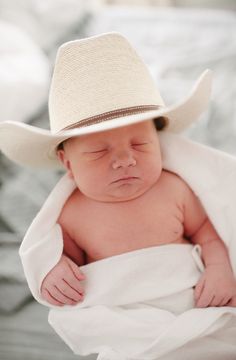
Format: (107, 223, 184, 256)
(57, 120, 162, 202)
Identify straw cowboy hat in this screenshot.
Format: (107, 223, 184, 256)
(0, 32, 212, 169)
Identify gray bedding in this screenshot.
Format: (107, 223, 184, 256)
(0, 5, 236, 360)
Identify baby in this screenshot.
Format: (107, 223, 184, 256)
(41, 118, 236, 309)
(1, 32, 235, 319)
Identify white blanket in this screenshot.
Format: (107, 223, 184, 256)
(19, 132, 236, 359)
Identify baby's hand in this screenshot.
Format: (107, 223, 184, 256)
(194, 264, 236, 308)
(41, 254, 86, 306)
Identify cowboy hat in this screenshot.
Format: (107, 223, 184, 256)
(0, 32, 212, 169)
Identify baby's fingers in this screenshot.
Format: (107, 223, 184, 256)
(66, 257, 86, 281)
(57, 279, 84, 302)
(64, 259, 86, 295)
(196, 287, 214, 308)
(47, 285, 79, 305)
(210, 294, 226, 307)
(227, 297, 236, 307)
(63, 271, 85, 296)
(218, 295, 232, 307)
(194, 277, 205, 304)
(41, 287, 64, 306)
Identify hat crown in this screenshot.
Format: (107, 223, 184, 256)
(48, 32, 164, 133)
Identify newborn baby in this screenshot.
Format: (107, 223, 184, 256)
(41, 119, 236, 309)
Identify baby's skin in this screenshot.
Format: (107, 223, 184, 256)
(41, 120, 236, 308)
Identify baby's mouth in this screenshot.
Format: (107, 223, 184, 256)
(112, 176, 139, 183)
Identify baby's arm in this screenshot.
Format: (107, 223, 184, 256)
(183, 182, 236, 307)
(41, 223, 86, 306)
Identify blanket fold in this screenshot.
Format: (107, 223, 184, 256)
(56, 243, 204, 309)
(47, 243, 236, 360)
(19, 132, 236, 359)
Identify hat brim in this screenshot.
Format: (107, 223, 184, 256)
(0, 69, 212, 169)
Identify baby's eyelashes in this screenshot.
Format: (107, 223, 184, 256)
(83, 149, 108, 160)
(131, 143, 151, 152)
(83, 142, 151, 160)
(132, 143, 149, 147)
(85, 143, 150, 153)
(88, 149, 107, 153)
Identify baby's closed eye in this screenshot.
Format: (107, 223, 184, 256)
(82, 141, 152, 160)
(131, 142, 153, 152)
(132, 142, 149, 146)
(83, 148, 108, 160)
(85, 149, 107, 154)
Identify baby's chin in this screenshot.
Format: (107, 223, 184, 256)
(81, 181, 155, 203)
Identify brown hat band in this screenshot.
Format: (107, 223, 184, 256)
(60, 104, 162, 132)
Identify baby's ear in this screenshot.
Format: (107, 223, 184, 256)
(56, 150, 74, 179)
(57, 149, 66, 166)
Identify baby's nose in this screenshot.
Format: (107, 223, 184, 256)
(112, 150, 136, 169)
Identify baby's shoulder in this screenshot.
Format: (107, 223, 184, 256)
(57, 188, 83, 229)
(161, 171, 197, 206)
(161, 170, 189, 192)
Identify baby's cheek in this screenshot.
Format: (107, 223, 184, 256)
(143, 161, 162, 184)
(81, 173, 105, 195)
(152, 152, 162, 172)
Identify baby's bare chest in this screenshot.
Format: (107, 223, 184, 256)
(69, 183, 186, 262)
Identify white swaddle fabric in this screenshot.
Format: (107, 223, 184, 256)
(19, 132, 236, 359)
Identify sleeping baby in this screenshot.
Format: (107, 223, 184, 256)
(40, 119, 236, 309)
(1, 31, 236, 359)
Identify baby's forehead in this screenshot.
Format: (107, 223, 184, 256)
(65, 120, 157, 147)
(81, 122, 155, 142)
